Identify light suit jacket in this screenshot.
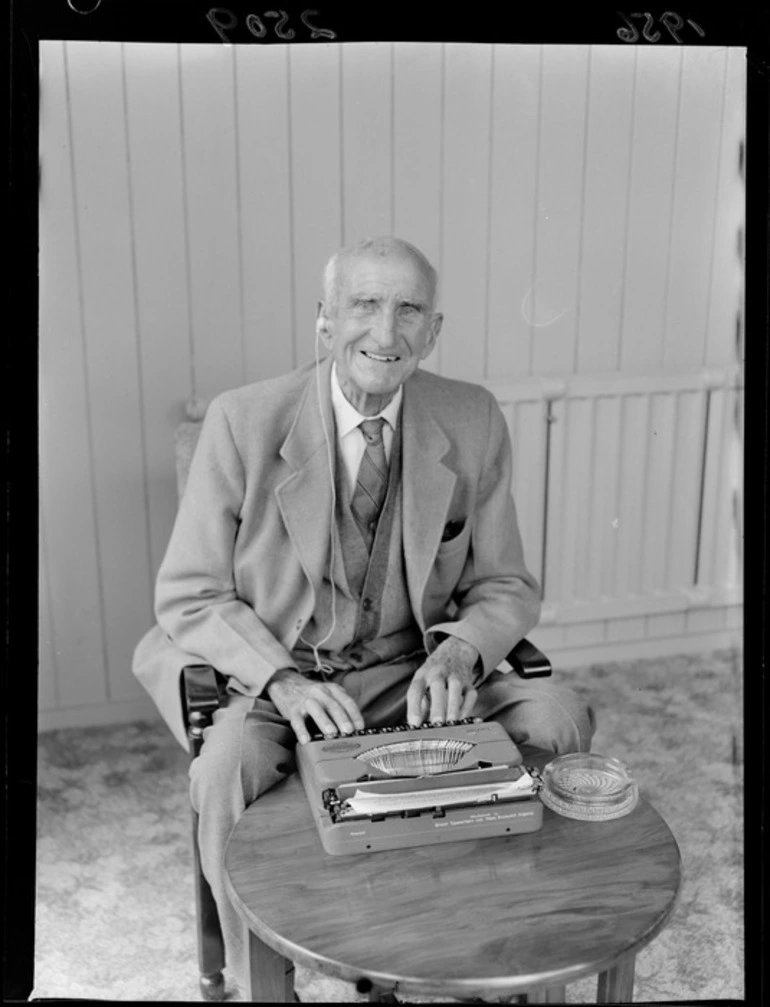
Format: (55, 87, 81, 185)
(132, 356, 541, 748)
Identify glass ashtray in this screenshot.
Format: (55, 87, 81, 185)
(539, 753, 639, 821)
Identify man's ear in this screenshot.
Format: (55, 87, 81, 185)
(316, 301, 333, 347)
(421, 312, 443, 359)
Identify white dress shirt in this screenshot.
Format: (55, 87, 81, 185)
(330, 363, 402, 498)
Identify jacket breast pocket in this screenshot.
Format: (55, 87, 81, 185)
(435, 519, 471, 561)
(424, 521, 472, 618)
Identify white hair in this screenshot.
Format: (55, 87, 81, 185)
(321, 236, 439, 314)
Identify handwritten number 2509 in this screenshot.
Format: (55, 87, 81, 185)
(616, 12, 705, 43)
(207, 8, 336, 43)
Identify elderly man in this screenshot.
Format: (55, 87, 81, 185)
(133, 235, 594, 989)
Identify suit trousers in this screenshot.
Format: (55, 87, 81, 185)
(189, 660, 596, 991)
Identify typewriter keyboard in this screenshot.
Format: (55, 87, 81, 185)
(309, 717, 483, 742)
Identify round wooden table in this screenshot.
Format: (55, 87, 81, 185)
(224, 751, 682, 1004)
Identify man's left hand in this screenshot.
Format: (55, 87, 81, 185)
(406, 637, 481, 726)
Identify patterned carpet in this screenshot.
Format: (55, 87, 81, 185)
(31, 650, 744, 1003)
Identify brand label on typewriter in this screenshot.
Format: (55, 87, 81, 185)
(433, 807, 536, 829)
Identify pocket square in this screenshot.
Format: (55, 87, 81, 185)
(441, 519, 466, 543)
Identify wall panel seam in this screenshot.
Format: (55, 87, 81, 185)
(39, 507, 61, 709)
(616, 47, 639, 372)
(120, 43, 156, 613)
(609, 392, 625, 598)
(702, 49, 730, 367)
(586, 395, 600, 600)
(338, 45, 345, 247)
(528, 44, 545, 376)
(660, 48, 686, 367)
(482, 44, 495, 376)
(633, 395, 652, 596)
(63, 40, 111, 698)
(540, 400, 552, 597)
(692, 388, 709, 587)
(176, 44, 197, 397)
(232, 47, 247, 384)
(389, 42, 396, 236)
(286, 47, 297, 367)
(662, 390, 681, 589)
(572, 46, 593, 375)
(437, 43, 446, 375)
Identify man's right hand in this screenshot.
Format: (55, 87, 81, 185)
(265, 668, 365, 745)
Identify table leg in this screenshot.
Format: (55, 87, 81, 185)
(366, 986, 399, 1003)
(596, 953, 636, 1003)
(525, 985, 567, 1002)
(245, 926, 295, 1002)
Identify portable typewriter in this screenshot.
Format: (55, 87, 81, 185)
(296, 718, 543, 855)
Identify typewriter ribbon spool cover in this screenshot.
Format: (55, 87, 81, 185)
(296, 720, 544, 855)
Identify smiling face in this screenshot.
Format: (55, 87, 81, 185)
(317, 250, 443, 415)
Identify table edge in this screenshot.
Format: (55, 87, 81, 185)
(224, 799, 684, 998)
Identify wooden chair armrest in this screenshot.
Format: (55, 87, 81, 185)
(181, 664, 227, 757)
(505, 638, 552, 678)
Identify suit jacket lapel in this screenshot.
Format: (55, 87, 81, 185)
(275, 356, 336, 600)
(275, 361, 458, 631)
(401, 374, 457, 629)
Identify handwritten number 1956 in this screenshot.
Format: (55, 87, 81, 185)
(617, 12, 705, 43)
(207, 8, 336, 43)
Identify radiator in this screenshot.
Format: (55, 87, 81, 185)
(488, 367, 743, 629)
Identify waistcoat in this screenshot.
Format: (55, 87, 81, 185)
(292, 420, 423, 672)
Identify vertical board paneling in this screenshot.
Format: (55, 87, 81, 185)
(39, 41, 108, 709)
(620, 49, 682, 372)
(589, 396, 622, 601)
(543, 396, 566, 605)
(509, 399, 547, 586)
(696, 386, 726, 592)
(38, 42, 745, 727)
(392, 44, 443, 286)
(38, 510, 59, 712)
(731, 386, 744, 584)
(575, 47, 636, 373)
(614, 394, 650, 598)
(67, 41, 152, 702)
(640, 393, 677, 594)
(179, 45, 244, 399)
(663, 48, 727, 370)
(235, 45, 295, 382)
(666, 391, 705, 589)
(712, 386, 742, 591)
(439, 44, 492, 380)
(705, 48, 745, 368)
(341, 44, 393, 241)
(530, 46, 590, 376)
(559, 398, 594, 604)
(123, 43, 193, 577)
(486, 45, 541, 379)
(289, 44, 343, 366)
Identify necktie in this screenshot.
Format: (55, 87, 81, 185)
(351, 418, 388, 547)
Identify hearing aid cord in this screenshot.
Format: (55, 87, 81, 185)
(297, 323, 338, 679)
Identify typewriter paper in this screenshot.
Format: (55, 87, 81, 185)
(344, 771, 536, 816)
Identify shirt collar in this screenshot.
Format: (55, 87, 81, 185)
(330, 362, 402, 438)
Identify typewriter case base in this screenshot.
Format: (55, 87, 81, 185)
(296, 721, 543, 855)
(311, 795, 543, 855)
